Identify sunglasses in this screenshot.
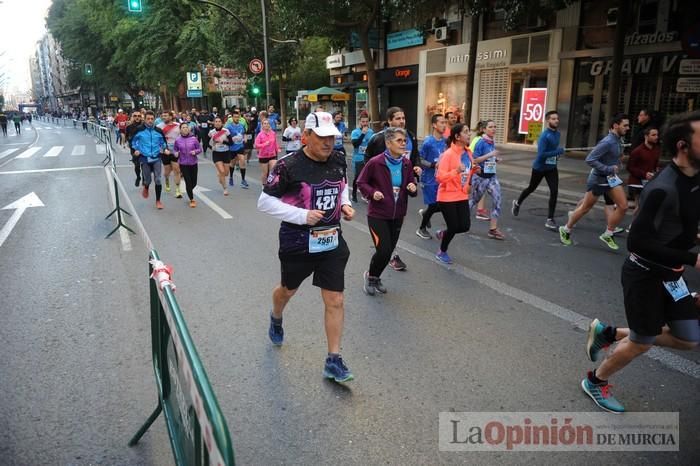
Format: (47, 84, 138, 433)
(392, 138, 407, 144)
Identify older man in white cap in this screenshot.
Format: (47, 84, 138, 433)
(257, 111, 356, 383)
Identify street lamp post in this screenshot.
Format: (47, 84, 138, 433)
(260, 0, 271, 109)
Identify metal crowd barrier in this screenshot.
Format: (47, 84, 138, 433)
(128, 250, 236, 465)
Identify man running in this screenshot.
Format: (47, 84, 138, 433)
(197, 109, 211, 156)
(225, 110, 249, 188)
(512, 110, 564, 230)
(416, 113, 447, 239)
(115, 109, 129, 147)
(131, 111, 167, 209)
(0, 111, 7, 136)
(333, 112, 347, 156)
(257, 111, 355, 383)
(581, 111, 700, 413)
(627, 126, 660, 210)
(157, 111, 182, 198)
(126, 111, 144, 186)
(559, 114, 630, 250)
(350, 115, 373, 202)
(12, 113, 21, 135)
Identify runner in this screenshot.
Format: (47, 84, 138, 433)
(469, 121, 489, 221)
(511, 110, 564, 230)
(115, 109, 129, 147)
(0, 111, 7, 136)
(197, 109, 211, 156)
(581, 111, 700, 413)
(349, 114, 374, 203)
(225, 110, 249, 189)
(469, 119, 506, 240)
(157, 111, 182, 198)
(443, 111, 458, 138)
(416, 113, 447, 239)
(174, 122, 203, 208)
(282, 117, 302, 154)
(626, 126, 660, 210)
(257, 111, 355, 383)
(559, 113, 630, 250)
(208, 117, 232, 196)
(333, 112, 347, 156)
(126, 111, 144, 186)
(255, 118, 280, 185)
(131, 111, 166, 209)
(357, 127, 418, 295)
(434, 123, 477, 263)
(13, 113, 21, 135)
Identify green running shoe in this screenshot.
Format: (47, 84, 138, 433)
(559, 226, 572, 246)
(599, 233, 619, 250)
(586, 318, 610, 362)
(581, 374, 625, 413)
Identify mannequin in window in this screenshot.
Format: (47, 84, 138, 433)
(436, 92, 446, 115)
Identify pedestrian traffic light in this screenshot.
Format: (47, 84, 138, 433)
(128, 0, 143, 12)
(84, 63, 93, 76)
(252, 85, 260, 96)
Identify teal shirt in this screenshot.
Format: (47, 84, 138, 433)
(385, 154, 403, 188)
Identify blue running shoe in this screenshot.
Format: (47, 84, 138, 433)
(586, 318, 610, 362)
(581, 374, 625, 413)
(241, 180, 249, 189)
(268, 313, 283, 346)
(323, 355, 354, 383)
(228, 177, 234, 186)
(435, 250, 453, 264)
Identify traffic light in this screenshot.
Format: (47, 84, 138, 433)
(252, 84, 260, 96)
(128, 0, 143, 12)
(84, 63, 93, 76)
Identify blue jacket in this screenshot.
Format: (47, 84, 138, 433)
(419, 135, 446, 185)
(225, 122, 246, 151)
(586, 132, 622, 176)
(533, 127, 564, 171)
(132, 125, 166, 163)
(334, 122, 347, 150)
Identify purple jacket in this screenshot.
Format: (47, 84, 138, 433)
(173, 134, 202, 165)
(357, 153, 417, 220)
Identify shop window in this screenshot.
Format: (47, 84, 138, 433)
(511, 38, 529, 65)
(427, 48, 447, 74)
(507, 69, 548, 144)
(530, 34, 550, 62)
(424, 75, 467, 135)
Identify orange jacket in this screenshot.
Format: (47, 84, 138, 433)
(436, 143, 475, 202)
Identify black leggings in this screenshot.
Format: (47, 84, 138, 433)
(438, 200, 470, 252)
(517, 168, 559, 219)
(367, 216, 403, 278)
(180, 164, 198, 200)
(419, 203, 440, 229)
(353, 161, 365, 198)
(1, 123, 7, 136)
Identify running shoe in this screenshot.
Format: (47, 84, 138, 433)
(175, 187, 182, 199)
(416, 227, 432, 239)
(612, 226, 625, 236)
(323, 355, 354, 383)
(389, 255, 407, 271)
(164, 179, 170, 192)
(223, 189, 229, 196)
(374, 277, 387, 294)
(488, 228, 505, 240)
(241, 180, 249, 189)
(268, 313, 284, 346)
(418, 208, 431, 229)
(511, 200, 520, 217)
(435, 250, 453, 264)
(599, 233, 619, 250)
(228, 177, 234, 186)
(581, 374, 625, 413)
(141, 185, 149, 199)
(435, 229, 444, 241)
(545, 218, 558, 230)
(586, 318, 610, 362)
(156, 200, 164, 210)
(363, 271, 376, 296)
(351, 195, 358, 203)
(189, 200, 197, 208)
(476, 208, 490, 221)
(135, 176, 141, 187)
(559, 226, 572, 246)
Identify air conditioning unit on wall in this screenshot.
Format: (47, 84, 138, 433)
(435, 26, 449, 42)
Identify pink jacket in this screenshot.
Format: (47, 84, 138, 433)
(254, 129, 280, 159)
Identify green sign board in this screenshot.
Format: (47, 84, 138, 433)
(387, 28, 425, 50)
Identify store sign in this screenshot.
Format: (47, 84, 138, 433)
(344, 50, 368, 66)
(440, 39, 512, 75)
(186, 72, 202, 98)
(387, 28, 424, 51)
(624, 31, 678, 46)
(676, 77, 700, 93)
(326, 54, 344, 69)
(590, 55, 680, 76)
(679, 59, 700, 75)
(379, 65, 418, 83)
(518, 88, 547, 134)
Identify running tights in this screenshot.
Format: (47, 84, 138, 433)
(367, 216, 403, 278)
(517, 168, 559, 219)
(353, 161, 365, 199)
(180, 164, 198, 200)
(438, 200, 470, 252)
(420, 203, 440, 229)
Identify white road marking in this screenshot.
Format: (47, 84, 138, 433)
(0, 164, 133, 175)
(71, 145, 86, 156)
(104, 166, 132, 252)
(0, 192, 44, 248)
(43, 146, 64, 158)
(96, 145, 106, 155)
(16, 147, 42, 159)
(193, 186, 233, 219)
(0, 148, 19, 161)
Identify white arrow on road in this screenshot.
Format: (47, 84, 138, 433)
(0, 192, 45, 248)
(192, 186, 232, 219)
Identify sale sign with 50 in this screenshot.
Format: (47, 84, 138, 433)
(518, 88, 547, 134)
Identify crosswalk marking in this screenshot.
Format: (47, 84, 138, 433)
(16, 147, 42, 159)
(71, 145, 86, 156)
(0, 148, 19, 160)
(96, 145, 106, 155)
(43, 146, 64, 158)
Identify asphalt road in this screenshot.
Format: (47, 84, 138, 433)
(1, 121, 698, 465)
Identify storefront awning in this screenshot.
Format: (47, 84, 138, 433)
(306, 86, 351, 102)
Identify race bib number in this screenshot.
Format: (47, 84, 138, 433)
(309, 227, 339, 253)
(393, 186, 400, 202)
(359, 145, 367, 154)
(545, 156, 558, 165)
(607, 174, 623, 188)
(201, 123, 208, 128)
(214, 143, 227, 151)
(461, 172, 469, 187)
(663, 277, 690, 302)
(483, 160, 497, 174)
(233, 135, 243, 143)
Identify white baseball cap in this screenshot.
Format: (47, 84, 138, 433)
(305, 112, 341, 137)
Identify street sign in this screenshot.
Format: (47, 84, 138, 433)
(248, 58, 264, 75)
(518, 88, 547, 134)
(186, 71, 203, 98)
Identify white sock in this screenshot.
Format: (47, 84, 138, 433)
(562, 225, 571, 233)
(604, 229, 614, 237)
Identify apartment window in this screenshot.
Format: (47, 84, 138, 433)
(510, 34, 551, 65)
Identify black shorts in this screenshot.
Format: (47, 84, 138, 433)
(230, 148, 244, 157)
(279, 239, 350, 292)
(212, 151, 231, 164)
(259, 156, 277, 165)
(161, 153, 174, 165)
(621, 257, 698, 340)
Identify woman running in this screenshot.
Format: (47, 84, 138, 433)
(470, 119, 506, 240)
(174, 122, 203, 207)
(255, 118, 280, 185)
(282, 117, 302, 154)
(356, 127, 418, 296)
(208, 116, 232, 195)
